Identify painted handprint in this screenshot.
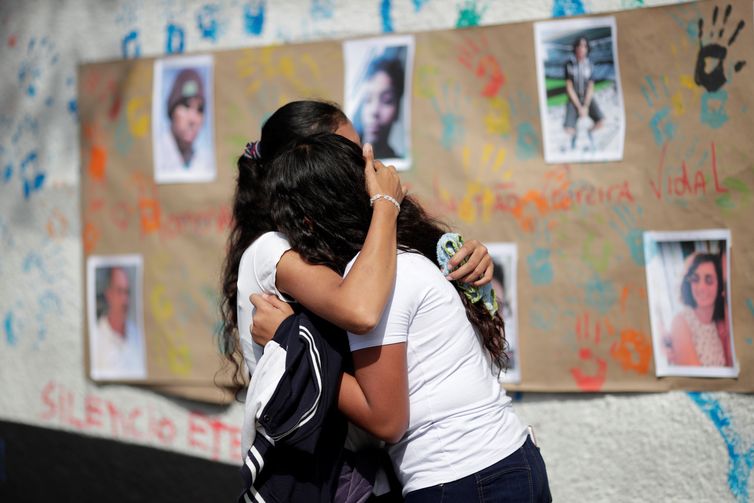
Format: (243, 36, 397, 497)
(640, 76, 678, 146)
(694, 4, 746, 93)
(457, 33, 505, 98)
(570, 311, 611, 391)
(430, 81, 468, 151)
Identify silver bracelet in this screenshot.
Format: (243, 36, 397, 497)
(369, 193, 401, 211)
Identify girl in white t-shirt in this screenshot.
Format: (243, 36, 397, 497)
(254, 133, 551, 502)
(219, 101, 496, 453)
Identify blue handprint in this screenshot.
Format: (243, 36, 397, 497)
(640, 76, 677, 146)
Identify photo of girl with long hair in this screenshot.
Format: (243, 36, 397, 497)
(644, 229, 738, 378)
(344, 35, 414, 170)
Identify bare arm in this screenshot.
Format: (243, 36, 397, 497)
(251, 294, 409, 443)
(566, 79, 582, 109)
(276, 144, 403, 334)
(669, 314, 702, 366)
(338, 344, 409, 443)
(276, 202, 397, 334)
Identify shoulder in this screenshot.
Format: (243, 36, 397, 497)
(395, 252, 445, 293)
(671, 309, 693, 337)
(242, 232, 291, 268)
(252, 231, 291, 251)
(397, 251, 435, 269)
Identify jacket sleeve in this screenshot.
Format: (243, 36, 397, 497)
(259, 311, 345, 452)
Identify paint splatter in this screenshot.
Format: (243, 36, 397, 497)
(700, 90, 729, 129)
(430, 82, 466, 150)
(165, 23, 185, 54)
(609, 205, 646, 266)
(196, 4, 223, 42)
(380, 0, 394, 33)
(2, 115, 46, 199)
(35, 290, 62, 345)
(746, 298, 754, 317)
(515, 122, 539, 160)
(527, 248, 553, 285)
(412, 0, 430, 12)
(552, 0, 587, 18)
(584, 274, 617, 314)
(244, 1, 266, 36)
(688, 392, 754, 502)
(311, 0, 335, 19)
(641, 76, 677, 146)
(456, 0, 485, 29)
(715, 175, 752, 211)
(16, 36, 59, 100)
(3, 311, 16, 346)
(121, 29, 141, 58)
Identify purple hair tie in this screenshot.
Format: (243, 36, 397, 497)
(243, 141, 261, 160)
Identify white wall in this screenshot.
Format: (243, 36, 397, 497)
(0, 0, 752, 501)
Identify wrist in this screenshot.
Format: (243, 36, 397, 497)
(370, 194, 401, 213)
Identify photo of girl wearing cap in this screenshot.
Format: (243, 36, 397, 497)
(152, 55, 216, 184)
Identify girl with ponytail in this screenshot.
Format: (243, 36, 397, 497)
(220, 100, 494, 392)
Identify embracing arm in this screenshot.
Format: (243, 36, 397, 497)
(275, 144, 402, 334)
(338, 344, 409, 443)
(250, 295, 409, 443)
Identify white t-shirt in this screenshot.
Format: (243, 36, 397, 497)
(236, 231, 292, 376)
(347, 251, 528, 495)
(92, 315, 146, 380)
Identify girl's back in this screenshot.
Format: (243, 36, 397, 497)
(346, 251, 528, 494)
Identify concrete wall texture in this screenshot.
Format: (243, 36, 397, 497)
(0, 0, 752, 501)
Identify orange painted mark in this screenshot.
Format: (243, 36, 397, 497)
(83, 221, 100, 253)
(509, 190, 549, 232)
(610, 329, 652, 375)
(620, 286, 630, 313)
(108, 93, 122, 122)
(88, 146, 107, 181)
(457, 34, 505, 98)
(570, 348, 608, 391)
(46, 208, 69, 239)
(138, 197, 161, 234)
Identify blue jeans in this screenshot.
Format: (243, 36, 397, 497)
(404, 437, 551, 502)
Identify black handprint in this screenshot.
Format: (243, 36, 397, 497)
(694, 4, 746, 92)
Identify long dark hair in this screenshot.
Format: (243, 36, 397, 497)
(267, 133, 508, 371)
(680, 252, 726, 322)
(220, 100, 348, 391)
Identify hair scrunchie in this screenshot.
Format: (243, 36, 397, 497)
(243, 141, 262, 160)
(436, 232, 498, 318)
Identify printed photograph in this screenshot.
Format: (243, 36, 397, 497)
(343, 35, 414, 171)
(643, 229, 738, 378)
(152, 54, 215, 183)
(87, 255, 146, 380)
(534, 16, 625, 163)
(487, 243, 520, 384)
